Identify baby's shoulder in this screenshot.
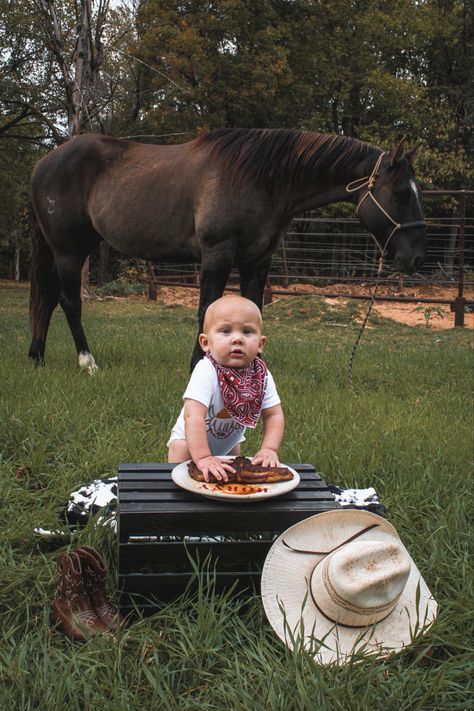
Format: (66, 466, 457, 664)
(190, 356, 217, 381)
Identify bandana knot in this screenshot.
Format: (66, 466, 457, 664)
(206, 353, 267, 428)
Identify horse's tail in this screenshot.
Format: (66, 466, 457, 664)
(28, 208, 60, 362)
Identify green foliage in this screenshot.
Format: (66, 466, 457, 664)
(94, 279, 146, 298)
(133, 0, 303, 131)
(131, 0, 473, 190)
(0, 284, 472, 709)
(412, 304, 445, 327)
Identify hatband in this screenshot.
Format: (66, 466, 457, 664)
(309, 540, 411, 627)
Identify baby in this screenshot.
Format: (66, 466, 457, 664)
(167, 295, 285, 482)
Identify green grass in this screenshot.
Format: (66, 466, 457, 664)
(0, 282, 473, 710)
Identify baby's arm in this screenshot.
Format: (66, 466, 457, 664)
(252, 404, 285, 467)
(184, 399, 235, 482)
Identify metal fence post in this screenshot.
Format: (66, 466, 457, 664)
(454, 191, 466, 327)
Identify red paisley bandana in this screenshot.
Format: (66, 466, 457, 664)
(206, 353, 268, 428)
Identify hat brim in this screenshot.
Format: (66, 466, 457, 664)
(261, 509, 437, 665)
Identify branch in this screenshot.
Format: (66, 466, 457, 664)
(105, 46, 192, 94)
(0, 132, 53, 147)
(0, 96, 64, 142)
(0, 108, 31, 135)
(35, 0, 73, 93)
(4, 97, 65, 145)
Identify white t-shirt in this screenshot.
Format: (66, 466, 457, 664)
(167, 357, 281, 456)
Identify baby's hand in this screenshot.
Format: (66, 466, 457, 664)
(251, 449, 280, 468)
(195, 456, 236, 483)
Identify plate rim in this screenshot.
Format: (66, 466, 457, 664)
(171, 457, 300, 502)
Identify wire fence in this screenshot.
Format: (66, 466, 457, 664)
(143, 191, 473, 325)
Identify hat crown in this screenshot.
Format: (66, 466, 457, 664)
(311, 539, 411, 627)
(328, 541, 411, 610)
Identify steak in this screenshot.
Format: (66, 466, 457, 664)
(187, 456, 293, 483)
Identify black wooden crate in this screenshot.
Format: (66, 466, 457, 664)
(117, 462, 339, 614)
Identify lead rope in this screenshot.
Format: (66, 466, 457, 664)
(347, 258, 383, 394)
(344, 153, 426, 393)
(346, 153, 387, 395)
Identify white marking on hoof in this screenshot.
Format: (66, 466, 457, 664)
(78, 352, 98, 374)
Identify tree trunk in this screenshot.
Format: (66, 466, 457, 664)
(147, 262, 157, 300)
(15, 234, 20, 281)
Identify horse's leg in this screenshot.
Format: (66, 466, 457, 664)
(190, 265, 232, 370)
(239, 256, 272, 311)
(56, 254, 98, 374)
(28, 220, 60, 365)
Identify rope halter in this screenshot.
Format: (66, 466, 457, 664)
(345, 152, 426, 394)
(346, 152, 426, 273)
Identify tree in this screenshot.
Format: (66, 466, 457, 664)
(0, 0, 142, 145)
(132, 0, 319, 134)
(33, 0, 109, 138)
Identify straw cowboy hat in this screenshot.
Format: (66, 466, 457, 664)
(261, 509, 437, 665)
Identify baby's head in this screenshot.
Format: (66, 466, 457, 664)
(200, 295, 266, 368)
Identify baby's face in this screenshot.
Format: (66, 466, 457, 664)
(199, 299, 266, 368)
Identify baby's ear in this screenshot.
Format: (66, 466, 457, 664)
(258, 334, 267, 352)
(199, 333, 209, 351)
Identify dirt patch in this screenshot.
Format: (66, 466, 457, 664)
(155, 285, 201, 309)
(279, 283, 474, 329)
(154, 282, 473, 330)
(372, 301, 474, 329)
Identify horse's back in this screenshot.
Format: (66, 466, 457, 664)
(31, 134, 209, 260)
(31, 134, 128, 191)
(30, 135, 130, 232)
(29, 132, 276, 263)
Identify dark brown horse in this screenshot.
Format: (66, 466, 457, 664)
(28, 128, 426, 372)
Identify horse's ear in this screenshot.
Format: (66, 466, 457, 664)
(389, 137, 407, 166)
(405, 144, 422, 164)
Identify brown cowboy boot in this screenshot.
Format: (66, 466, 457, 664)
(77, 546, 125, 631)
(51, 552, 109, 640)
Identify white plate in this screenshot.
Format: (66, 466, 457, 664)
(171, 456, 300, 502)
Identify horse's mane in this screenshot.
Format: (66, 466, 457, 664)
(193, 128, 379, 196)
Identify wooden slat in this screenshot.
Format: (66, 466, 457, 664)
(118, 462, 315, 473)
(119, 540, 274, 571)
(118, 478, 327, 492)
(119, 571, 260, 595)
(117, 470, 322, 484)
(118, 472, 320, 491)
(118, 472, 175, 482)
(120, 492, 335, 511)
(119, 489, 333, 504)
(119, 503, 338, 539)
(118, 463, 174, 473)
(119, 573, 259, 607)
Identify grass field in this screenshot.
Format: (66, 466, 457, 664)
(0, 282, 472, 710)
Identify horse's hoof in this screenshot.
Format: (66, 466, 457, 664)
(78, 352, 98, 375)
(29, 356, 45, 368)
(28, 340, 45, 366)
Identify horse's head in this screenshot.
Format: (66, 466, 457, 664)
(354, 139, 426, 274)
